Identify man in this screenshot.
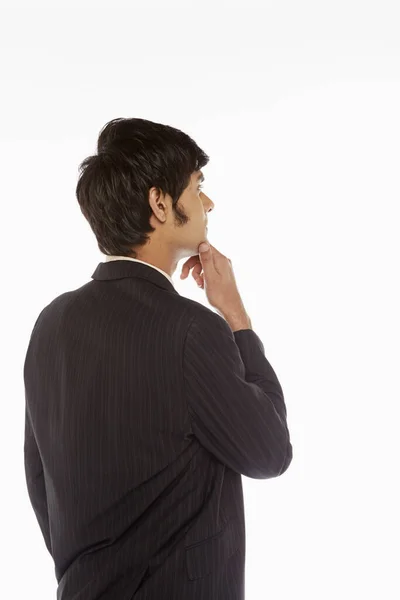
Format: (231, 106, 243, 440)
(23, 117, 292, 599)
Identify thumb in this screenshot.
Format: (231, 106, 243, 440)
(198, 242, 210, 254)
(198, 242, 212, 270)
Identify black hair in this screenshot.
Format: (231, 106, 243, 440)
(75, 117, 209, 257)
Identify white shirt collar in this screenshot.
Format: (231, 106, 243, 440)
(104, 255, 175, 288)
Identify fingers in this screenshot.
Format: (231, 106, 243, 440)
(182, 262, 203, 285)
(191, 262, 202, 277)
(179, 255, 204, 288)
(180, 244, 222, 278)
(191, 262, 203, 286)
(180, 254, 200, 279)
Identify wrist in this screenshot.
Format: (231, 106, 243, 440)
(224, 311, 252, 332)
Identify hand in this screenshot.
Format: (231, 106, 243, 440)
(179, 242, 247, 318)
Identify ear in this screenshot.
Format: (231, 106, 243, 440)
(148, 186, 168, 223)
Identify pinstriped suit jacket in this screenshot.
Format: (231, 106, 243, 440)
(23, 258, 292, 600)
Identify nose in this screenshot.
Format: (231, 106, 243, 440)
(205, 197, 215, 213)
(201, 192, 214, 219)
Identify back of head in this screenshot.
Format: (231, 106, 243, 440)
(76, 117, 209, 257)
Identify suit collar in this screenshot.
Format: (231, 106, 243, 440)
(104, 255, 175, 287)
(91, 259, 179, 295)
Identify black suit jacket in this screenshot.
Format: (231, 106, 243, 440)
(23, 259, 292, 600)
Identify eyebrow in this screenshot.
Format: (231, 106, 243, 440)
(197, 172, 205, 183)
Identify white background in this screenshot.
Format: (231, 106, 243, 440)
(1, 1, 399, 598)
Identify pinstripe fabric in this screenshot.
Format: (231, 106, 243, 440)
(23, 258, 292, 599)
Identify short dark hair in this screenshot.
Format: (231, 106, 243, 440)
(76, 117, 210, 257)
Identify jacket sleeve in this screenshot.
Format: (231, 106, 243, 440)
(182, 310, 293, 479)
(24, 398, 52, 556)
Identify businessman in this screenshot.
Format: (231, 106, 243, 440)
(23, 117, 293, 599)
